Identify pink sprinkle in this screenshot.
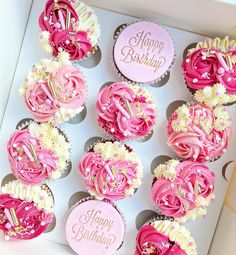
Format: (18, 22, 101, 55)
(217, 67, 225, 75)
(54, 22, 61, 29)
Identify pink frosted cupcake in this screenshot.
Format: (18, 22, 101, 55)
(96, 82, 157, 140)
(39, 0, 100, 61)
(182, 36, 236, 106)
(78, 140, 143, 200)
(135, 215, 197, 255)
(0, 180, 54, 240)
(151, 159, 215, 222)
(19, 53, 86, 126)
(7, 121, 71, 185)
(167, 103, 232, 162)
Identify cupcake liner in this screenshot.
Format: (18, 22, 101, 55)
(111, 19, 176, 86)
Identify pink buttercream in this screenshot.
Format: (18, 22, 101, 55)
(0, 194, 53, 240)
(49, 30, 92, 60)
(78, 151, 139, 200)
(39, 0, 78, 32)
(135, 225, 187, 255)
(25, 65, 86, 124)
(7, 129, 58, 185)
(167, 104, 232, 162)
(96, 82, 156, 140)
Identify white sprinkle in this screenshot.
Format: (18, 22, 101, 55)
(43, 164, 47, 168)
(193, 154, 197, 159)
(66, 40, 70, 45)
(30, 230, 35, 234)
(193, 78, 198, 83)
(164, 201, 168, 206)
(25, 207, 29, 211)
(31, 107, 36, 111)
(209, 185, 213, 189)
(43, 16, 48, 21)
(220, 142, 224, 146)
(222, 149, 226, 153)
(186, 58, 190, 63)
(175, 142, 179, 146)
(202, 56, 206, 60)
(18, 156, 22, 161)
(206, 156, 210, 160)
(64, 73, 69, 78)
(170, 183, 175, 188)
(197, 169, 201, 174)
(13, 143, 17, 148)
(110, 128, 115, 133)
(102, 106, 106, 111)
(227, 77, 232, 82)
(5, 235, 10, 241)
(41, 221, 45, 226)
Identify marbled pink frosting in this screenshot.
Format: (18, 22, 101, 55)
(135, 225, 187, 255)
(25, 65, 86, 124)
(0, 194, 53, 240)
(78, 151, 139, 200)
(96, 82, 156, 140)
(167, 104, 232, 162)
(7, 129, 58, 185)
(151, 160, 215, 219)
(39, 0, 78, 33)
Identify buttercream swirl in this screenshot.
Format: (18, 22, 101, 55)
(96, 82, 157, 140)
(167, 104, 232, 162)
(78, 141, 142, 200)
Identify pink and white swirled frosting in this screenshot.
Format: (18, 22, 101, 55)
(0, 180, 54, 240)
(151, 159, 215, 221)
(78, 141, 143, 200)
(20, 57, 86, 126)
(96, 82, 157, 140)
(167, 103, 232, 162)
(7, 122, 71, 185)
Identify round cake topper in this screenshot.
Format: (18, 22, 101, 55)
(113, 20, 175, 84)
(66, 199, 125, 255)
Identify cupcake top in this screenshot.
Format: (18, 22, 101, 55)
(0, 180, 54, 240)
(7, 121, 71, 185)
(113, 20, 175, 84)
(167, 103, 232, 162)
(96, 82, 157, 140)
(182, 36, 236, 106)
(39, 0, 100, 61)
(19, 52, 86, 125)
(78, 140, 143, 200)
(66, 197, 125, 255)
(151, 159, 215, 222)
(135, 217, 197, 255)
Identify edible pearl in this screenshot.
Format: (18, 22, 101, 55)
(31, 107, 36, 111)
(66, 40, 70, 45)
(186, 58, 190, 63)
(121, 116, 126, 122)
(217, 67, 225, 75)
(227, 77, 232, 82)
(193, 78, 198, 83)
(164, 201, 168, 206)
(5, 235, 10, 241)
(175, 142, 179, 146)
(197, 169, 201, 174)
(5, 223, 12, 229)
(110, 128, 115, 133)
(206, 156, 210, 160)
(43, 164, 47, 168)
(13, 143, 17, 148)
(202, 56, 206, 60)
(38, 154, 44, 160)
(102, 106, 106, 111)
(105, 176, 111, 182)
(41, 221, 45, 226)
(43, 16, 48, 21)
(54, 22, 61, 29)
(45, 99, 52, 105)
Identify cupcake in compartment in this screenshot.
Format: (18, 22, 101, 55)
(135, 215, 197, 255)
(19, 52, 87, 126)
(167, 103, 232, 162)
(96, 82, 157, 140)
(66, 196, 126, 255)
(151, 159, 215, 222)
(0, 180, 54, 240)
(182, 36, 236, 106)
(78, 140, 143, 200)
(39, 0, 100, 61)
(7, 121, 71, 185)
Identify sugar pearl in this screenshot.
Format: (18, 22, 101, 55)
(45, 99, 52, 105)
(202, 56, 206, 60)
(85, 167, 90, 173)
(41, 221, 45, 226)
(209, 185, 213, 189)
(217, 67, 225, 75)
(38, 154, 44, 160)
(164, 201, 168, 206)
(197, 169, 201, 174)
(110, 128, 115, 133)
(170, 183, 175, 188)
(206, 156, 210, 160)
(102, 106, 106, 111)
(18, 156, 22, 161)
(193, 154, 197, 159)
(13, 143, 17, 148)
(66, 40, 70, 45)
(227, 77, 232, 82)
(43, 16, 48, 21)
(43, 164, 47, 168)
(121, 116, 127, 122)
(193, 78, 198, 83)
(25, 207, 29, 211)
(186, 58, 190, 63)
(64, 73, 69, 78)
(5, 223, 12, 229)
(5, 235, 10, 241)
(175, 142, 179, 146)
(31, 107, 36, 111)
(30, 230, 35, 234)
(222, 149, 226, 153)
(54, 22, 61, 29)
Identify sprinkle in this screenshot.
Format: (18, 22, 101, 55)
(48, 80, 57, 99)
(13, 144, 17, 148)
(125, 99, 134, 117)
(193, 154, 197, 159)
(206, 156, 210, 160)
(175, 142, 179, 146)
(43, 16, 48, 21)
(10, 208, 19, 226)
(227, 77, 232, 82)
(110, 128, 115, 133)
(4, 208, 14, 226)
(193, 78, 198, 83)
(164, 201, 168, 206)
(104, 165, 115, 181)
(209, 185, 213, 189)
(54, 22, 61, 29)
(186, 58, 190, 63)
(66, 40, 70, 44)
(202, 55, 206, 60)
(170, 183, 175, 188)
(102, 106, 106, 111)
(66, 10, 71, 29)
(25, 207, 29, 211)
(31, 107, 36, 111)
(217, 67, 225, 75)
(226, 54, 233, 70)
(85, 167, 90, 174)
(222, 149, 226, 153)
(43, 164, 47, 168)
(58, 9, 66, 30)
(22, 145, 34, 162)
(5, 223, 12, 229)
(5, 235, 10, 241)
(216, 53, 229, 72)
(113, 98, 130, 119)
(197, 169, 201, 174)
(121, 116, 127, 122)
(41, 221, 45, 226)
(29, 144, 38, 163)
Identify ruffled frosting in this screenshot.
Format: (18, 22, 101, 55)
(39, 0, 100, 61)
(96, 82, 157, 140)
(152, 159, 215, 222)
(19, 54, 86, 125)
(167, 104, 232, 162)
(135, 220, 197, 255)
(78, 141, 143, 200)
(7, 122, 71, 184)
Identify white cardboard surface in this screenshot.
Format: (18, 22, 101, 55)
(0, 1, 235, 254)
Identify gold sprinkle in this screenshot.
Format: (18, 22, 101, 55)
(29, 144, 38, 163)
(125, 99, 134, 117)
(10, 208, 19, 226)
(48, 80, 57, 99)
(194, 180, 199, 196)
(66, 10, 71, 29)
(226, 54, 233, 70)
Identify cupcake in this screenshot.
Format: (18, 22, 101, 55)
(135, 215, 197, 255)
(7, 121, 71, 185)
(182, 36, 236, 106)
(39, 0, 101, 61)
(167, 103, 232, 162)
(19, 52, 87, 126)
(66, 196, 126, 255)
(151, 159, 215, 222)
(96, 82, 157, 140)
(113, 20, 175, 84)
(0, 180, 54, 240)
(78, 140, 142, 200)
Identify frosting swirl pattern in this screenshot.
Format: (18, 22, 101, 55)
(78, 141, 143, 200)
(167, 104, 232, 162)
(96, 82, 157, 140)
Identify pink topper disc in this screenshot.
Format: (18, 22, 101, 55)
(66, 199, 125, 255)
(113, 21, 175, 84)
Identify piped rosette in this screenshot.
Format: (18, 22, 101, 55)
(19, 52, 87, 125)
(0, 180, 54, 240)
(7, 121, 71, 185)
(167, 103, 232, 162)
(78, 140, 143, 200)
(96, 82, 157, 140)
(151, 159, 215, 222)
(39, 0, 100, 61)
(182, 36, 236, 106)
(135, 215, 197, 255)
